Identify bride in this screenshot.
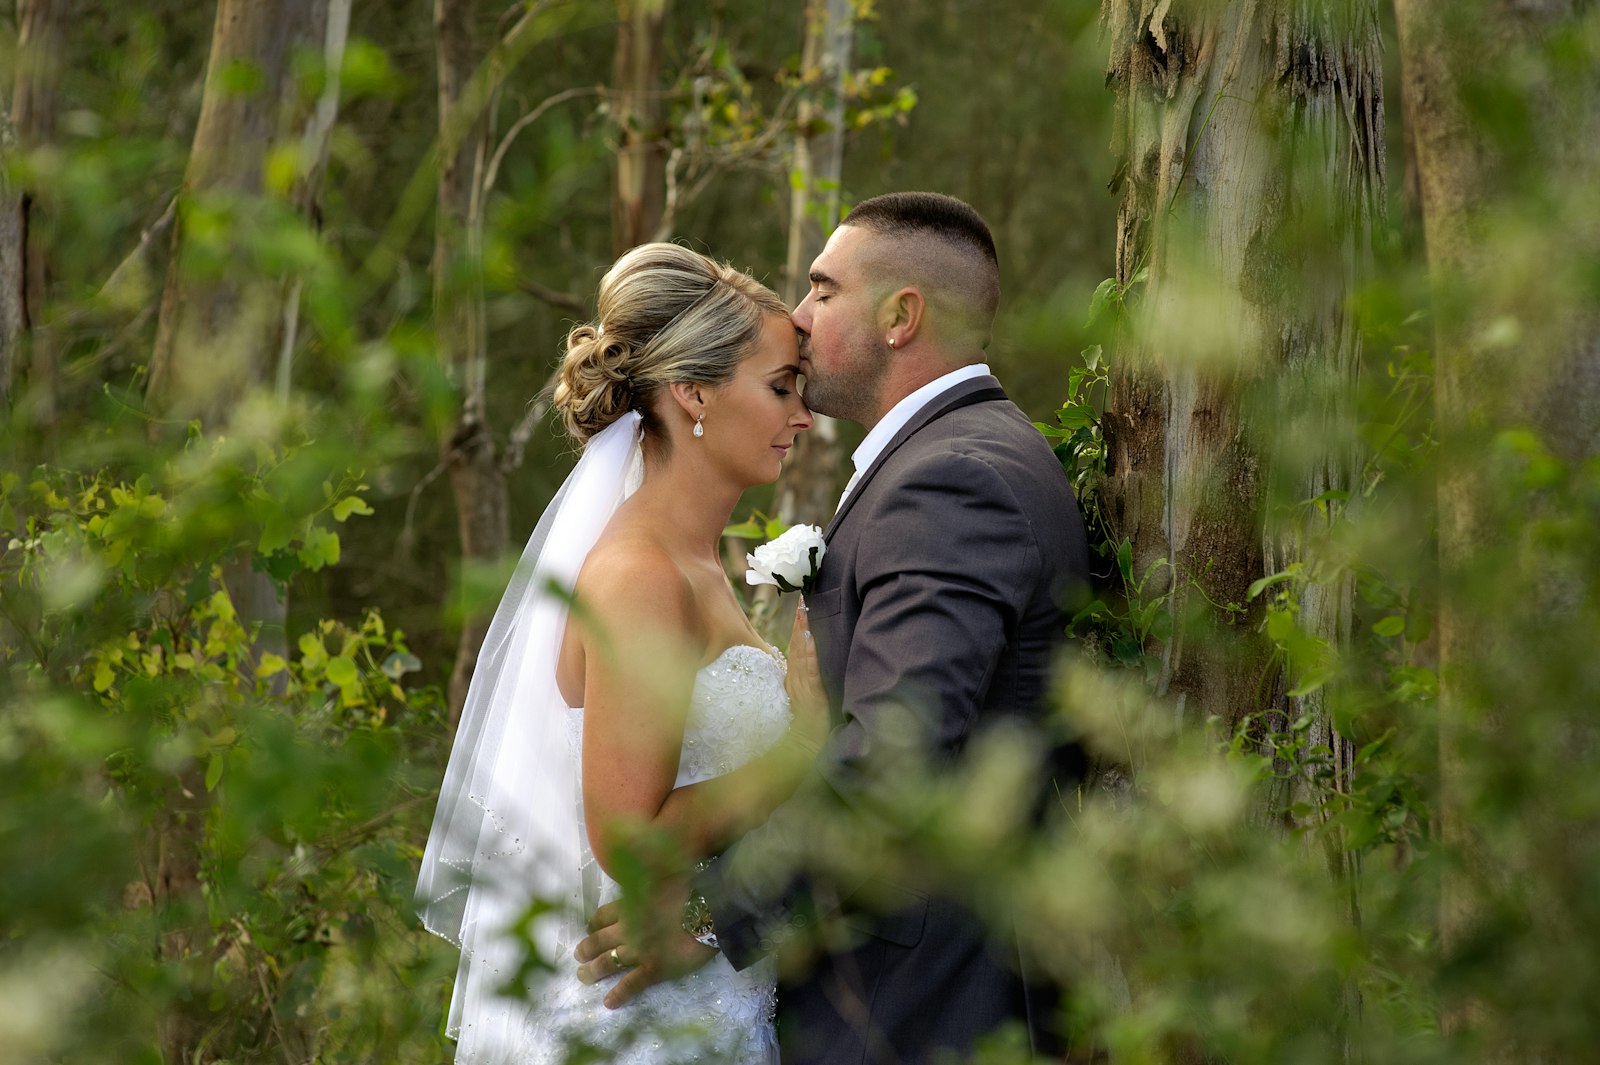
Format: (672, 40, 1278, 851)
(417, 243, 825, 1065)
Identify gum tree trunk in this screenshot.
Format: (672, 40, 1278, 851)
(436, 0, 510, 728)
(1394, 0, 1600, 1051)
(3, 0, 65, 414)
(146, 0, 332, 420)
(0, 117, 21, 408)
(610, 0, 668, 254)
(137, 7, 347, 1056)
(1102, 0, 1383, 765)
(773, 0, 855, 530)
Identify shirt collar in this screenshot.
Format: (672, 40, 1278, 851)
(850, 362, 992, 476)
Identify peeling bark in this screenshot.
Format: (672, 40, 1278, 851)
(1103, 0, 1383, 755)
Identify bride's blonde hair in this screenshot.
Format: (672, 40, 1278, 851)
(552, 243, 788, 444)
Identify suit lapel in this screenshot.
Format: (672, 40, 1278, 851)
(824, 376, 1008, 541)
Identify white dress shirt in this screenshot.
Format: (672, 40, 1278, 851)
(835, 362, 992, 511)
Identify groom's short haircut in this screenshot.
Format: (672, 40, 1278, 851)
(845, 192, 999, 267)
(843, 192, 1002, 345)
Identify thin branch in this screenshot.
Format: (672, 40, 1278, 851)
(95, 193, 178, 303)
(517, 277, 584, 313)
(483, 85, 601, 195)
(397, 460, 449, 563)
(500, 367, 561, 474)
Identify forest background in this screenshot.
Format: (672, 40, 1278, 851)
(2, 1, 1597, 1064)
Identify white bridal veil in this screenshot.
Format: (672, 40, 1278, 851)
(416, 411, 644, 1058)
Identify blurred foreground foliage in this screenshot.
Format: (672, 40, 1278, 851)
(0, 427, 456, 1063)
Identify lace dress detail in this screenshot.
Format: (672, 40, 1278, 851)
(509, 644, 790, 1065)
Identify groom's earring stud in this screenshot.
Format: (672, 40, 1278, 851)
(887, 337, 897, 348)
(693, 413, 705, 438)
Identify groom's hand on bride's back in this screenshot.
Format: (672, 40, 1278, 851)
(573, 899, 716, 1009)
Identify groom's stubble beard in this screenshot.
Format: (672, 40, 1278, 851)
(798, 333, 886, 426)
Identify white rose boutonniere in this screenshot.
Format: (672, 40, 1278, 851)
(744, 524, 826, 595)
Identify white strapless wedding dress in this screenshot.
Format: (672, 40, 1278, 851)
(512, 643, 790, 1065)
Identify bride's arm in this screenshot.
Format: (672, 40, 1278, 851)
(576, 543, 707, 879)
(582, 571, 826, 872)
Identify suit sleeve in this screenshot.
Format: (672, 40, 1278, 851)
(701, 446, 1041, 970)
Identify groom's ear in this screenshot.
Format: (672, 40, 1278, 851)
(880, 287, 925, 349)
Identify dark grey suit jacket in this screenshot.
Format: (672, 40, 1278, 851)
(701, 375, 1089, 1064)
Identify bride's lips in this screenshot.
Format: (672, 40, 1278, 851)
(772, 443, 792, 456)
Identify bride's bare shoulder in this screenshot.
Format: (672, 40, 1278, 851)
(574, 524, 693, 617)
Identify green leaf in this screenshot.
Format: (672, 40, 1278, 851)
(1086, 277, 1119, 328)
(332, 496, 374, 522)
(298, 526, 341, 571)
(258, 511, 297, 555)
(325, 656, 359, 689)
(1266, 608, 1297, 644)
(205, 752, 225, 792)
(298, 632, 327, 669)
(1372, 615, 1406, 638)
(256, 653, 289, 677)
(93, 660, 115, 693)
(1248, 569, 1299, 600)
(721, 520, 765, 539)
(1288, 669, 1332, 698)
(1056, 404, 1097, 430)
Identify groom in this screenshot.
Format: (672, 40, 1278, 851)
(578, 192, 1089, 1062)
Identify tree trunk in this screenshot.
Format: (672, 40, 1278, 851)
(1102, 0, 1383, 749)
(146, 0, 331, 421)
(138, 6, 345, 1057)
(1394, 0, 1600, 1052)
(1101, 6, 1383, 1052)
(436, 0, 511, 729)
(4, 0, 65, 417)
(0, 117, 22, 408)
(610, 0, 668, 255)
(772, 0, 855, 530)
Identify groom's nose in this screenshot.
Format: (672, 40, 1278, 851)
(791, 293, 814, 334)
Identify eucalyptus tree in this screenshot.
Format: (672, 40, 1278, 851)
(1101, 0, 1384, 787)
(611, 0, 668, 254)
(1396, 0, 1600, 1055)
(2, 0, 64, 412)
(137, 3, 351, 1057)
(770, 0, 855, 531)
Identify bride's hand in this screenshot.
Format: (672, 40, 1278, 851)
(785, 602, 829, 750)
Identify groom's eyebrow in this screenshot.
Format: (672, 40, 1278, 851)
(808, 270, 837, 288)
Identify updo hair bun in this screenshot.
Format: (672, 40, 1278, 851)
(550, 243, 789, 445)
(552, 322, 634, 443)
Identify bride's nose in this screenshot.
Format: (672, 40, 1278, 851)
(791, 401, 813, 432)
